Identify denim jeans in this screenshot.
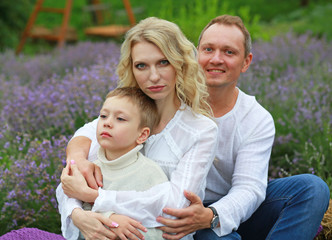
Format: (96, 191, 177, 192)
(194, 174, 330, 240)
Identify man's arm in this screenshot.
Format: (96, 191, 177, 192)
(157, 105, 275, 239)
(157, 191, 213, 240)
(66, 136, 102, 189)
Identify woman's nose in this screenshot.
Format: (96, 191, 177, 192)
(149, 66, 160, 82)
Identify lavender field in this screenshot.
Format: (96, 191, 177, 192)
(0, 32, 331, 235)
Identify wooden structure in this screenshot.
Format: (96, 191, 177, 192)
(15, 0, 75, 55)
(84, 0, 136, 38)
(16, 0, 136, 54)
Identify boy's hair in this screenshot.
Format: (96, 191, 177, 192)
(106, 87, 160, 131)
(198, 15, 252, 57)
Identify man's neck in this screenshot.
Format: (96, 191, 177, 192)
(208, 86, 239, 118)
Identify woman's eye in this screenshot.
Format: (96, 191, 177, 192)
(160, 59, 170, 65)
(135, 63, 146, 69)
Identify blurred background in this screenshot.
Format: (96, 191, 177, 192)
(0, 0, 331, 53)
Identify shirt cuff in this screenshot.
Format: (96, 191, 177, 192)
(92, 187, 116, 212)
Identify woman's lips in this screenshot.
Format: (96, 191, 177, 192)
(148, 85, 165, 92)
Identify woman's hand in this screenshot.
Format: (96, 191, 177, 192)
(77, 158, 103, 189)
(109, 214, 148, 240)
(72, 208, 119, 240)
(61, 160, 98, 202)
(66, 136, 103, 189)
(157, 191, 213, 240)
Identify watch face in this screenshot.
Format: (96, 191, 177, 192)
(211, 216, 219, 228)
(209, 206, 219, 229)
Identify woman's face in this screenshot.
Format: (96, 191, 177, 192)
(131, 41, 177, 105)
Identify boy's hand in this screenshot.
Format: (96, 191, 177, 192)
(110, 214, 148, 240)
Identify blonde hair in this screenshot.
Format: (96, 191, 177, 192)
(116, 17, 212, 118)
(106, 87, 160, 131)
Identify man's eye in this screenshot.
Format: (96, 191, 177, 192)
(135, 63, 146, 69)
(226, 50, 234, 55)
(204, 47, 213, 52)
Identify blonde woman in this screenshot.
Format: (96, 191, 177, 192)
(57, 17, 218, 240)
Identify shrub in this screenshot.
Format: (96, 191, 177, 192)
(0, 135, 68, 234)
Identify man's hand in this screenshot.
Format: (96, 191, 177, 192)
(157, 191, 213, 240)
(61, 160, 98, 202)
(66, 136, 103, 189)
(72, 208, 119, 240)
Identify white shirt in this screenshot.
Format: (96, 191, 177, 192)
(56, 103, 218, 240)
(205, 88, 275, 236)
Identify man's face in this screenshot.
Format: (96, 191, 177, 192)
(198, 23, 252, 89)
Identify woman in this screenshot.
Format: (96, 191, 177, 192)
(57, 17, 218, 240)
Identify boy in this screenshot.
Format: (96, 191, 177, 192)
(73, 87, 168, 240)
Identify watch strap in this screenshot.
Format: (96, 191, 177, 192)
(208, 206, 218, 217)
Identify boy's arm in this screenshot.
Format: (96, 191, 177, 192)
(66, 136, 102, 189)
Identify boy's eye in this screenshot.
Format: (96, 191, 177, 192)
(100, 114, 107, 119)
(135, 63, 146, 69)
(117, 117, 126, 121)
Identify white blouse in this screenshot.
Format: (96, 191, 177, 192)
(56, 103, 218, 240)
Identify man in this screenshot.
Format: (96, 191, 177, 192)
(64, 15, 330, 240)
(156, 15, 330, 240)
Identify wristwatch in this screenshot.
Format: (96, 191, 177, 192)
(208, 206, 219, 229)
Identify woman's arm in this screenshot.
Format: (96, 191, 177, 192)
(58, 162, 147, 240)
(57, 118, 102, 238)
(71, 209, 118, 240)
(91, 119, 218, 227)
(66, 118, 102, 189)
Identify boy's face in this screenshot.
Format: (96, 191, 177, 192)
(97, 96, 144, 160)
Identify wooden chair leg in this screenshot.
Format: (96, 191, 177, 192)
(57, 0, 73, 48)
(122, 0, 136, 26)
(16, 0, 45, 55)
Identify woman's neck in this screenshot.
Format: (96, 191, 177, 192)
(153, 96, 181, 134)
